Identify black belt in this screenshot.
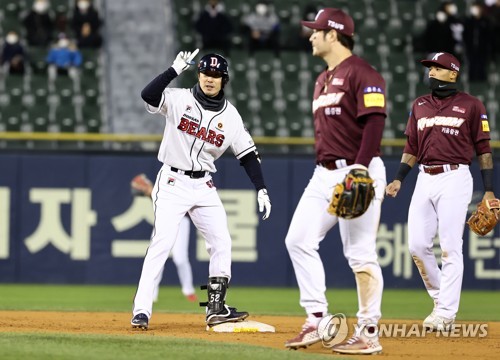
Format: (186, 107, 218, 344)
(170, 167, 208, 179)
(317, 159, 355, 170)
(422, 164, 459, 175)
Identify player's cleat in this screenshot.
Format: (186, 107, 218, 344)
(186, 293, 198, 302)
(423, 314, 455, 332)
(206, 304, 249, 326)
(332, 333, 382, 355)
(131, 313, 149, 330)
(285, 319, 321, 349)
(422, 310, 437, 330)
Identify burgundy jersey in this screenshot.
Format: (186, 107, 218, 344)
(312, 55, 386, 162)
(404, 92, 491, 165)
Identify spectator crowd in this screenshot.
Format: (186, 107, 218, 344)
(1, 0, 103, 79)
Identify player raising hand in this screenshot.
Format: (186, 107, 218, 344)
(130, 49, 271, 330)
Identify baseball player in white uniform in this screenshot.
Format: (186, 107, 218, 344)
(130, 49, 272, 330)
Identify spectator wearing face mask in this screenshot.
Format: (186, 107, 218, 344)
(195, 0, 233, 55)
(71, 0, 103, 48)
(23, 0, 55, 47)
(242, 1, 281, 56)
(422, 6, 456, 55)
(46, 33, 82, 84)
(441, 1, 464, 60)
(463, 2, 493, 82)
(1, 31, 27, 75)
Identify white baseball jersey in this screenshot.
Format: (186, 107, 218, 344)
(146, 89, 256, 172)
(133, 86, 257, 319)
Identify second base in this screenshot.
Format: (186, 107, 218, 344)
(206, 320, 275, 333)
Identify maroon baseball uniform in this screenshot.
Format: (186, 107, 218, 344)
(285, 8, 386, 353)
(403, 90, 492, 324)
(404, 92, 492, 165)
(313, 55, 386, 163)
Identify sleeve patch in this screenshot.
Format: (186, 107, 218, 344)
(363, 93, 385, 107)
(482, 120, 490, 132)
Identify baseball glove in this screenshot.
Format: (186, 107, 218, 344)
(328, 168, 375, 219)
(467, 198, 500, 236)
(131, 173, 153, 197)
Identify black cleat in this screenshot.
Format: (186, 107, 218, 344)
(131, 313, 149, 330)
(206, 304, 249, 326)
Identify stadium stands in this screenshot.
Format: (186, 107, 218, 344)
(0, 0, 103, 137)
(174, 0, 499, 141)
(1, 0, 498, 145)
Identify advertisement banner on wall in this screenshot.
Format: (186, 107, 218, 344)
(0, 152, 498, 289)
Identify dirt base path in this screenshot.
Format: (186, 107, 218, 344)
(0, 311, 498, 359)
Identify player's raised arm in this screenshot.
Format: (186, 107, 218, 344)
(140, 48, 199, 107)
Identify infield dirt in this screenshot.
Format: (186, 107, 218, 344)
(0, 311, 498, 359)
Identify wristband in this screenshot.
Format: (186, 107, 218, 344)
(394, 163, 412, 182)
(481, 168, 494, 192)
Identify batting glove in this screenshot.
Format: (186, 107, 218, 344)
(171, 48, 199, 75)
(257, 188, 271, 220)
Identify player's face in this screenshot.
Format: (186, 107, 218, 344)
(428, 66, 457, 82)
(309, 29, 330, 57)
(198, 72, 223, 97)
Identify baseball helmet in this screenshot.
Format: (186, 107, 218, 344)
(197, 53, 230, 86)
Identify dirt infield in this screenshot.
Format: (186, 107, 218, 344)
(0, 311, 498, 359)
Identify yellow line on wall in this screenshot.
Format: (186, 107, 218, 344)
(0, 132, 498, 148)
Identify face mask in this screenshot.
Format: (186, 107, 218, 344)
(33, 1, 49, 13)
(428, 77, 458, 97)
(436, 11, 447, 23)
(6, 34, 19, 44)
(58, 39, 70, 48)
(470, 6, 480, 17)
(256, 4, 268, 16)
(77, 1, 90, 11)
(447, 4, 458, 16)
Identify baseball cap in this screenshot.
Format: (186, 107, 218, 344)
(421, 52, 460, 72)
(301, 8, 355, 37)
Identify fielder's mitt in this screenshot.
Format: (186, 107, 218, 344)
(467, 198, 500, 236)
(328, 168, 375, 219)
(131, 173, 153, 196)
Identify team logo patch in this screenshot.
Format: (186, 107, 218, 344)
(482, 121, 490, 132)
(363, 86, 385, 107)
(332, 78, 344, 86)
(167, 177, 176, 186)
(217, 122, 223, 129)
(452, 106, 466, 114)
(364, 86, 384, 94)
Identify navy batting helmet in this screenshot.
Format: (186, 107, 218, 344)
(198, 53, 229, 86)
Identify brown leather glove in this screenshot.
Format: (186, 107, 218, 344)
(467, 199, 500, 236)
(328, 167, 375, 219)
